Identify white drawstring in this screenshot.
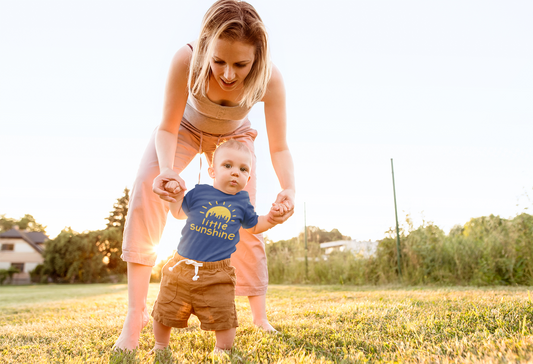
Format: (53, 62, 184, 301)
(168, 259, 203, 281)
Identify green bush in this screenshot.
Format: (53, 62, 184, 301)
(0, 266, 20, 285)
(29, 264, 45, 283)
(266, 214, 533, 286)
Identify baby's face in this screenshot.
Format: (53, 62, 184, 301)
(209, 148, 252, 195)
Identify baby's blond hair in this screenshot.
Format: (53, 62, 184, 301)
(212, 139, 252, 166)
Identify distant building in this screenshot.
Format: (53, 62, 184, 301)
(0, 227, 48, 284)
(320, 240, 378, 258)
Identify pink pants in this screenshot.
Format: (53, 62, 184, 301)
(122, 119, 268, 296)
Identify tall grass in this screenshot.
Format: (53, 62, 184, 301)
(266, 213, 533, 286)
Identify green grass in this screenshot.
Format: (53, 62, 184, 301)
(1, 284, 533, 363)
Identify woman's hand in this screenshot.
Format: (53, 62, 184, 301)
(152, 168, 187, 203)
(268, 188, 295, 224)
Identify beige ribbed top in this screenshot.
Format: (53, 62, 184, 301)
(183, 92, 252, 135)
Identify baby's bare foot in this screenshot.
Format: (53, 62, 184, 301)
(149, 346, 173, 363)
(211, 347, 231, 359)
(148, 346, 166, 355)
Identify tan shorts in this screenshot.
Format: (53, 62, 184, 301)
(151, 253, 238, 331)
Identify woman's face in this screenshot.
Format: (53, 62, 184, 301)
(210, 38, 255, 92)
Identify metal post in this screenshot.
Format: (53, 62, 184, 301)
(391, 159, 402, 279)
(304, 202, 308, 281)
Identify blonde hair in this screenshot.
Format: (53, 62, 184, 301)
(212, 139, 252, 166)
(188, 0, 272, 108)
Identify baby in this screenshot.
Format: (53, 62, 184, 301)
(151, 139, 287, 354)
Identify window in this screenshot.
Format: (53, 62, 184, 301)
(1, 244, 14, 251)
(11, 263, 24, 272)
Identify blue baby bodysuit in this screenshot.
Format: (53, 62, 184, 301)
(177, 184, 259, 262)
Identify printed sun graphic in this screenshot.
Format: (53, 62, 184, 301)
(200, 201, 236, 223)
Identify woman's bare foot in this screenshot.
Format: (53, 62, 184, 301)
(248, 295, 278, 333)
(113, 306, 149, 351)
(142, 307, 149, 327)
(253, 319, 278, 333)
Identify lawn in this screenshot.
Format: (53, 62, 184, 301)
(1, 284, 533, 363)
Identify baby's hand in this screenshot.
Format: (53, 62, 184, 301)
(280, 200, 291, 214)
(164, 180, 182, 194)
(269, 202, 287, 218)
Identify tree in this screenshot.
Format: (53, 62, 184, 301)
(106, 188, 129, 233)
(0, 214, 47, 233)
(0, 215, 13, 232)
(42, 228, 107, 283)
(39, 189, 130, 283)
(94, 227, 127, 275)
(41, 226, 127, 283)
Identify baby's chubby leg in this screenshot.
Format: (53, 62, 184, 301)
(151, 320, 172, 352)
(214, 327, 236, 352)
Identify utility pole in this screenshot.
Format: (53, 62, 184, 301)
(391, 159, 402, 279)
(304, 202, 308, 281)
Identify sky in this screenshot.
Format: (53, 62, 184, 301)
(1, 0, 532, 261)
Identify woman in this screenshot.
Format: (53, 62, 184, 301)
(114, 0, 295, 350)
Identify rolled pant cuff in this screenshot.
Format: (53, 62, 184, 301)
(121, 250, 157, 267)
(235, 284, 268, 297)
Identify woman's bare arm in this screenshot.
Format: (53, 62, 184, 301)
(262, 65, 296, 223)
(153, 45, 192, 202)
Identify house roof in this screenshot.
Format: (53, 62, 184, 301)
(0, 228, 48, 254)
(25, 232, 48, 244)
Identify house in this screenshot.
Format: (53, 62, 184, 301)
(0, 227, 48, 284)
(320, 240, 378, 259)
